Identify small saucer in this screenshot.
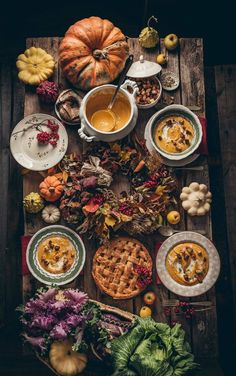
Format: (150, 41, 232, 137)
(160, 71, 179, 91)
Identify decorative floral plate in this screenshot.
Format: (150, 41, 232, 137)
(26, 225, 86, 285)
(10, 113, 68, 171)
(156, 231, 220, 297)
(144, 113, 200, 166)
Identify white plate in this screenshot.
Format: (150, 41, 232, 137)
(160, 71, 179, 91)
(10, 113, 68, 171)
(144, 113, 200, 166)
(26, 225, 86, 286)
(156, 231, 220, 297)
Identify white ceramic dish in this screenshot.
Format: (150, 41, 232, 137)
(78, 80, 138, 142)
(160, 71, 179, 91)
(10, 113, 68, 171)
(55, 89, 83, 125)
(134, 76, 162, 110)
(156, 231, 220, 297)
(26, 225, 86, 286)
(144, 114, 200, 166)
(148, 104, 202, 161)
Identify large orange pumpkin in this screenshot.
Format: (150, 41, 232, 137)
(59, 16, 129, 91)
(39, 176, 63, 202)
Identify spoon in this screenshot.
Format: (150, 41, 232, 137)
(91, 54, 134, 131)
(158, 226, 206, 237)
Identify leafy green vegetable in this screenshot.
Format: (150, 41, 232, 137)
(111, 317, 198, 376)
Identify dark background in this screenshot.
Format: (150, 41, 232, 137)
(0, 1, 235, 375)
(0, 0, 235, 65)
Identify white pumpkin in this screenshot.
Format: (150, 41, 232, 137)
(49, 340, 87, 376)
(180, 182, 212, 216)
(42, 205, 60, 224)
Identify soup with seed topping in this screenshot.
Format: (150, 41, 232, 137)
(37, 236, 76, 274)
(154, 115, 194, 153)
(166, 242, 209, 286)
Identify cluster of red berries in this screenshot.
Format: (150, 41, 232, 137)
(37, 120, 60, 147)
(135, 266, 152, 288)
(119, 203, 134, 216)
(164, 301, 195, 320)
(92, 193, 105, 206)
(144, 180, 158, 189)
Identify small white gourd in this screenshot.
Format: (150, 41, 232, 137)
(180, 182, 212, 216)
(42, 205, 60, 224)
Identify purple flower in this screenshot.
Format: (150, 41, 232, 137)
(23, 334, 46, 352)
(50, 322, 69, 340)
(64, 289, 88, 305)
(31, 315, 55, 331)
(66, 314, 83, 328)
(25, 299, 46, 314)
(48, 300, 67, 315)
(38, 288, 58, 302)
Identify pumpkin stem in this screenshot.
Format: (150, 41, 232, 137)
(147, 15, 158, 29)
(93, 49, 107, 60)
(49, 187, 55, 193)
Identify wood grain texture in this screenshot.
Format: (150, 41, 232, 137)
(0, 58, 24, 328)
(20, 37, 218, 363)
(215, 65, 236, 324)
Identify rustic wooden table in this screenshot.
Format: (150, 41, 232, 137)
(22, 37, 218, 364)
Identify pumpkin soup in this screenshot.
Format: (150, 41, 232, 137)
(86, 91, 131, 132)
(37, 236, 76, 274)
(166, 242, 209, 286)
(154, 115, 194, 153)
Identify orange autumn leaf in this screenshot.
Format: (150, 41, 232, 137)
(83, 202, 100, 213)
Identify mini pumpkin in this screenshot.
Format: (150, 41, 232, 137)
(49, 340, 87, 376)
(59, 16, 129, 90)
(39, 176, 63, 202)
(42, 205, 60, 223)
(16, 47, 55, 85)
(180, 182, 212, 216)
(23, 192, 44, 213)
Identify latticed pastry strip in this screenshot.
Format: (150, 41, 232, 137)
(92, 237, 152, 299)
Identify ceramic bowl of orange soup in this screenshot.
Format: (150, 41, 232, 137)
(78, 80, 138, 142)
(148, 104, 202, 160)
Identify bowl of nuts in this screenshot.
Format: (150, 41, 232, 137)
(134, 76, 162, 109)
(126, 55, 162, 109)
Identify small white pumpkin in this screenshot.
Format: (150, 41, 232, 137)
(42, 205, 60, 224)
(49, 340, 87, 376)
(180, 182, 212, 216)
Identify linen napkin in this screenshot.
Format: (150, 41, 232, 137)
(197, 116, 208, 155)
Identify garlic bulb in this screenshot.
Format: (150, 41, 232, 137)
(180, 182, 212, 216)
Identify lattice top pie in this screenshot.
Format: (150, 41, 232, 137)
(92, 237, 153, 299)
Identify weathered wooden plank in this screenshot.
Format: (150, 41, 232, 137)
(215, 65, 236, 326)
(127, 38, 170, 321)
(180, 38, 218, 359)
(0, 58, 11, 327)
(205, 65, 235, 372)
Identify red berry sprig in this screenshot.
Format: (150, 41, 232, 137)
(37, 120, 60, 147)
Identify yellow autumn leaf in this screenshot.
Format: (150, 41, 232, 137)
(111, 143, 121, 153)
(105, 215, 117, 227)
(120, 214, 132, 222)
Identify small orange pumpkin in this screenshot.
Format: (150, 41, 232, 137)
(39, 176, 63, 202)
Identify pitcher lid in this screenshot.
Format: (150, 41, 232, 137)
(126, 55, 162, 78)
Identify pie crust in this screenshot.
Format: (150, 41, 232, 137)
(92, 237, 152, 299)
